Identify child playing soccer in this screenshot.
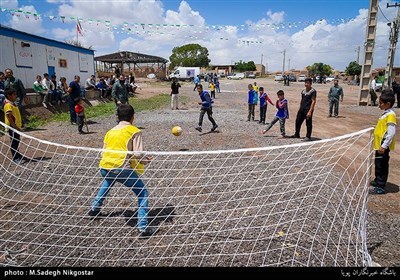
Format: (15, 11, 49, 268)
(370, 89, 397, 194)
(258, 87, 273, 124)
(261, 90, 289, 138)
(89, 104, 156, 238)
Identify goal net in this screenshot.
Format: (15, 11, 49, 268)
(0, 122, 374, 267)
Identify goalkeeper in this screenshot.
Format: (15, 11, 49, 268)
(370, 90, 397, 194)
(89, 104, 156, 238)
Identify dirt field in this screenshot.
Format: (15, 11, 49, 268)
(18, 77, 399, 266)
(123, 77, 400, 216)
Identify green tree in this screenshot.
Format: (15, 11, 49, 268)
(345, 61, 362, 76)
(234, 60, 256, 72)
(169, 44, 210, 69)
(306, 62, 333, 77)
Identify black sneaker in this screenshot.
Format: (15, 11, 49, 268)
(302, 137, 312, 142)
(88, 209, 100, 217)
(373, 187, 385, 194)
(13, 158, 24, 164)
(138, 226, 158, 239)
(289, 134, 300, 139)
(211, 124, 218, 132)
(195, 126, 202, 132)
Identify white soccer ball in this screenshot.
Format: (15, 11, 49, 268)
(172, 126, 182, 136)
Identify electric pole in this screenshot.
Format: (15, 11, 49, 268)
(288, 58, 291, 71)
(356, 46, 360, 64)
(358, 0, 378, 106)
(383, 3, 400, 88)
(282, 49, 286, 74)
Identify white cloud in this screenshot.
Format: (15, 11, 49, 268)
(4, 0, 399, 71)
(1, 0, 18, 9)
(9, 5, 46, 34)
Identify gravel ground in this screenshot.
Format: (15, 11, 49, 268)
(1, 79, 399, 267)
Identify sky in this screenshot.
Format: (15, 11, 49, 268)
(1, 0, 399, 72)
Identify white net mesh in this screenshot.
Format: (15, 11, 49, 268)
(0, 122, 374, 267)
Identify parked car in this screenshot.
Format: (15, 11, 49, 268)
(288, 74, 297, 82)
(376, 82, 383, 92)
(274, 75, 284, 81)
(247, 72, 256, 79)
(326, 76, 335, 82)
(298, 74, 306, 82)
(228, 73, 245, 80)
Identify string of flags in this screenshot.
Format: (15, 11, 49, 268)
(0, 6, 365, 45)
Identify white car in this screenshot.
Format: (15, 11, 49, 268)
(228, 73, 245, 80)
(274, 75, 284, 81)
(326, 76, 336, 82)
(298, 75, 306, 82)
(376, 82, 383, 92)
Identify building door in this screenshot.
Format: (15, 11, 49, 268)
(48, 66, 55, 77)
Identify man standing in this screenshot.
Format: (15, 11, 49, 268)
(67, 75, 82, 125)
(4, 68, 26, 110)
(111, 74, 129, 107)
(170, 77, 181, 110)
(392, 81, 400, 108)
(328, 79, 344, 117)
(370, 76, 378, 106)
(290, 77, 317, 141)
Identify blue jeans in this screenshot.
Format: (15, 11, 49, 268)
(92, 168, 149, 230)
(68, 96, 77, 123)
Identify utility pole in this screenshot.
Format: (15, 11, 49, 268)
(261, 53, 263, 66)
(356, 46, 360, 64)
(282, 49, 286, 74)
(358, 0, 378, 106)
(383, 3, 400, 88)
(288, 58, 291, 71)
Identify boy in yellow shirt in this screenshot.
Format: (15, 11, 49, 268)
(371, 90, 397, 194)
(3, 88, 24, 164)
(89, 104, 156, 238)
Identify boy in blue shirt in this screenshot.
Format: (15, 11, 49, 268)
(195, 84, 218, 132)
(261, 90, 289, 138)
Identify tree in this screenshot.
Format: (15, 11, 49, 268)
(169, 44, 210, 69)
(345, 61, 362, 76)
(306, 62, 333, 77)
(234, 60, 257, 72)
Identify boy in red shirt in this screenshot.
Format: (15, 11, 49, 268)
(74, 98, 86, 134)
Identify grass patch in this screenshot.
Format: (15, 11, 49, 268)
(26, 94, 176, 129)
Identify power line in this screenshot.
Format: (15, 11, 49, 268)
(378, 4, 390, 22)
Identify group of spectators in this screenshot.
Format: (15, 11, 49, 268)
(0, 68, 140, 127)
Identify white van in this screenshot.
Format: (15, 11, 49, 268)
(169, 67, 200, 81)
